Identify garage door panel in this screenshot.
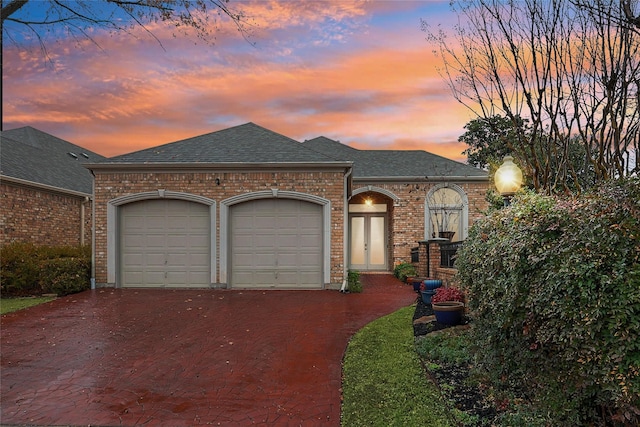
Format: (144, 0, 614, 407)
(253, 234, 277, 248)
(146, 234, 167, 249)
(120, 199, 210, 288)
(230, 198, 322, 289)
(255, 216, 276, 228)
(299, 235, 321, 248)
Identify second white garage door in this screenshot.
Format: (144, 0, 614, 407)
(230, 198, 323, 289)
(120, 199, 210, 288)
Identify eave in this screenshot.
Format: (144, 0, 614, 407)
(85, 161, 354, 173)
(0, 175, 92, 198)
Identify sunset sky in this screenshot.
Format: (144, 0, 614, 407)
(2, 0, 476, 162)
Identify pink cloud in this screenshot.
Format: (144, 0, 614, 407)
(2, 1, 474, 164)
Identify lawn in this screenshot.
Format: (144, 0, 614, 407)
(341, 305, 452, 426)
(0, 296, 55, 315)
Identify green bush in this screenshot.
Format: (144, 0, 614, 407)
(347, 269, 362, 293)
(455, 178, 640, 425)
(393, 261, 417, 282)
(1, 243, 91, 297)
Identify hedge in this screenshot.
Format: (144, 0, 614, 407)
(1, 243, 91, 297)
(455, 177, 640, 426)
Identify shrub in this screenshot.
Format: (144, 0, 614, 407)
(393, 262, 417, 282)
(0, 243, 41, 295)
(347, 269, 362, 293)
(1, 243, 91, 297)
(455, 178, 640, 425)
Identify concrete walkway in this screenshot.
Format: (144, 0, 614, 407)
(1, 274, 415, 426)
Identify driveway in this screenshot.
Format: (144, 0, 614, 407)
(1, 274, 415, 426)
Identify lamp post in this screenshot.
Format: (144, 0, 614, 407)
(495, 155, 523, 206)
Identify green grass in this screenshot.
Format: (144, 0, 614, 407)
(341, 305, 453, 426)
(0, 296, 55, 315)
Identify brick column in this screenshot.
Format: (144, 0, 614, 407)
(416, 240, 429, 277)
(427, 238, 448, 278)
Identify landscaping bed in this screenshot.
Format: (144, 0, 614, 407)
(412, 298, 501, 427)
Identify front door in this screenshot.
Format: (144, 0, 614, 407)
(349, 214, 387, 270)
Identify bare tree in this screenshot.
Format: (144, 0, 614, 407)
(424, 0, 639, 194)
(2, 0, 254, 59)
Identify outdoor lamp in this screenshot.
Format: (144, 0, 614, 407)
(495, 155, 523, 205)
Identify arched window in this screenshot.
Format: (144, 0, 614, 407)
(425, 184, 468, 241)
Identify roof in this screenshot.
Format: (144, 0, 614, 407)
(303, 137, 487, 180)
(0, 126, 106, 194)
(100, 122, 340, 164)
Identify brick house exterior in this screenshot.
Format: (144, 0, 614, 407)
(0, 127, 105, 247)
(87, 123, 489, 290)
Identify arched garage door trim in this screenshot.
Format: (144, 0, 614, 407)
(220, 190, 331, 285)
(107, 190, 216, 286)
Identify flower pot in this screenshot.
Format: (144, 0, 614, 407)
(410, 277, 426, 292)
(432, 301, 464, 325)
(439, 231, 455, 241)
(422, 279, 443, 291)
(420, 289, 437, 304)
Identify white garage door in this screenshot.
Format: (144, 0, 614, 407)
(120, 199, 210, 288)
(230, 198, 322, 289)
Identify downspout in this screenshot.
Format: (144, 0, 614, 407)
(80, 196, 89, 246)
(90, 170, 96, 290)
(340, 167, 353, 293)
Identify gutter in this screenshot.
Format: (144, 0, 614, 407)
(0, 175, 92, 198)
(85, 161, 354, 173)
(353, 175, 489, 183)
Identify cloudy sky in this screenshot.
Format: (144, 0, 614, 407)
(2, 1, 475, 161)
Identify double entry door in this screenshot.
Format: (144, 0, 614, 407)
(349, 214, 387, 270)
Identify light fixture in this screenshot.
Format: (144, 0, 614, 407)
(495, 155, 523, 205)
(364, 198, 373, 206)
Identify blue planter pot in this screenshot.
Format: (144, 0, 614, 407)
(432, 301, 464, 325)
(420, 289, 437, 304)
(410, 278, 426, 292)
(422, 279, 443, 291)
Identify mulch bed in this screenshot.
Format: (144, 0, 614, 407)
(412, 295, 498, 427)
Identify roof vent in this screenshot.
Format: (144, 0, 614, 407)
(67, 152, 78, 159)
(81, 153, 89, 159)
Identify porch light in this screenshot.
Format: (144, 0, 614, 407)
(495, 155, 523, 205)
(364, 198, 373, 206)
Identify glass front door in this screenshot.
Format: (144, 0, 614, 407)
(349, 214, 387, 270)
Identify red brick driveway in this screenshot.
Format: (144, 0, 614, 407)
(1, 274, 415, 426)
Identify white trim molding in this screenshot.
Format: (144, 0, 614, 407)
(424, 183, 469, 240)
(351, 185, 400, 201)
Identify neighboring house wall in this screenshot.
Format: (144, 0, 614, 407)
(351, 181, 488, 267)
(1, 180, 92, 247)
(92, 170, 346, 287)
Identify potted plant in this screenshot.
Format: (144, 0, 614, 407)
(431, 286, 465, 325)
(393, 262, 417, 283)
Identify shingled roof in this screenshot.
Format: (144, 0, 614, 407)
(303, 136, 487, 180)
(100, 122, 339, 164)
(0, 126, 106, 194)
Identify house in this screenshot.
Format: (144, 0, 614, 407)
(0, 127, 106, 247)
(86, 122, 489, 290)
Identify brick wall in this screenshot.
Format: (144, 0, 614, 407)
(352, 181, 489, 268)
(1, 182, 92, 247)
(92, 169, 346, 287)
